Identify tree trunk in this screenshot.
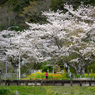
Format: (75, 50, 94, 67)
(75, 66, 86, 75)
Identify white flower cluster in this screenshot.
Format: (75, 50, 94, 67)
(0, 4, 95, 68)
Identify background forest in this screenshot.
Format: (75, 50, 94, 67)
(0, 0, 95, 31)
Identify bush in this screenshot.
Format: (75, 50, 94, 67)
(73, 73, 95, 79)
(26, 71, 68, 80)
(84, 73, 95, 78)
(0, 88, 10, 95)
(27, 71, 43, 80)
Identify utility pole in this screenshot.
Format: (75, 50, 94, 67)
(19, 37, 21, 80)
(6, 26, 19, 78)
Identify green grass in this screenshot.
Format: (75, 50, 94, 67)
(1, 86, 95, 95)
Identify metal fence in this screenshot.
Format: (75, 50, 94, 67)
(0, 73, 17, 79)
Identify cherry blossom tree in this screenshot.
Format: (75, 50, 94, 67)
(0, 3, 95, 75)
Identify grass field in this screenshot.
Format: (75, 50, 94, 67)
(0, 86, 95, 95)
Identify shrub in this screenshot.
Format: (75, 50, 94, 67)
(27, 71, 43, 80)
(54, 73, 62, 80)
(84, 73, 95, 78)
(73, 73, 95, 79)
(48, 73, 54, 79)
(0, 88, 10, 95)
(26, 71, 68, 80)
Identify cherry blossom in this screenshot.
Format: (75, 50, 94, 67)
(0, 4, 95, 75)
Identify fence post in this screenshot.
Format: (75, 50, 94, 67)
(17, 81, 20, 85)
(35, 80, 37, 86)
(62, 81, 64, 86)
(70, 80, 73, 86)
(26, 80, 28, 86)
(8, 80, 10, 86)
(89, 81, 91, 86)
(41, 80, 43, 86)
(80, 81, 82, 86)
